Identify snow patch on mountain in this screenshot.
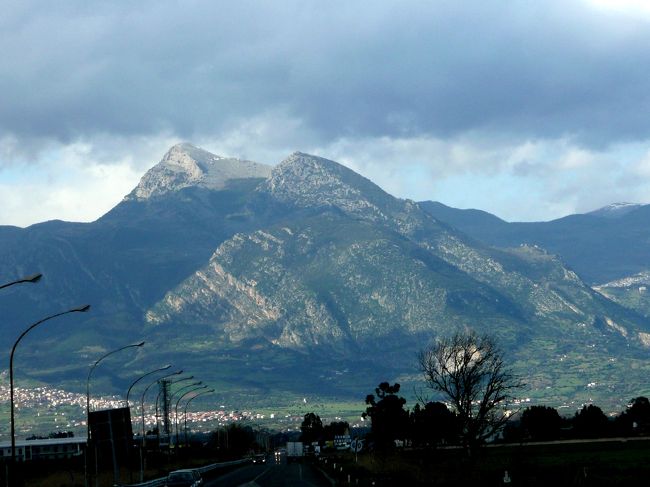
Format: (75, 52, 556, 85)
(588, 202, 642, 219)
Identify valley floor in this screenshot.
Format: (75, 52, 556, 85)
(318, 437, 650, 486)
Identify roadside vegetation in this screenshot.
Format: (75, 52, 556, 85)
(310, 332, 650, 485)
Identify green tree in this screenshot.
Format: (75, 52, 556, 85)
(300, 412, 324, 444)
(410, 401, 458, 447)
(573, 404, 610, 438)
(418, 331, 523, 455)
(615, 397, 650, 436)
(520, 405, 563, 441)
(322, 421, 350, 441)
(363, 382, 409, 449)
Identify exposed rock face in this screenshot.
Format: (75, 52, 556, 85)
(262, 152, 390, 220)
(126, 143, 272, 200)
(147, 148, 650, 360)
(260, 152, 425, 234)
(146, 216, 463, 351)
(2, 143, 650, 410)
(420, 200, 650, 285)
(594, 271, 650, 320)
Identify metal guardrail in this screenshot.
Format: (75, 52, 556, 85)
(123, 458, 251, 487)
(122, 479, 165, 487)
(196, 458, 251, 474)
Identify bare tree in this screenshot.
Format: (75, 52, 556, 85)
(418, 331, 522, 454)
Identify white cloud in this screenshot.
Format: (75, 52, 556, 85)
(195, 110, 315, 165)
(632, 149, 650, 178)
(585, 0, 650, 17)
(2, 133, 650, 226)
(2, 1, 650, 225)
(314, 135, 650, 221)
(557, 148, 595, 170)
(0, 136, 175, 227)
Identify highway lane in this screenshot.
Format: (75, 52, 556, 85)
(205, 461, 332, 487)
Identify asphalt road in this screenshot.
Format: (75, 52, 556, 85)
(205, 458, 332, 487)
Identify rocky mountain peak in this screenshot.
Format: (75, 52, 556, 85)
(125, 143, 272, 201)
(259, 152, 396, 220)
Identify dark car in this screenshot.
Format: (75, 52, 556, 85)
(165, 469, 203, 487)
(252, 453, 267, 464)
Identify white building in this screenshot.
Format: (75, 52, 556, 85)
(0, 437, 85, 462)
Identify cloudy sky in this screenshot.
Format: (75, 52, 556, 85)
(2, 0, 650, 226)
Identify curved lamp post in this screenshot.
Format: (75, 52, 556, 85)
(140, 370, 183, 439)
(125, 364, 172, 410)
(0, 273, 42, 290)
(169, 381, 202, 402)
(168, 382, 202, 416)
(123, 364, 169, 485)
(10, 304, 90, 466)
(168, 382, 203, 449)
(182, 389, 214, 447)
(155, 375, 194, 422)
(155, 375, 194, 443)
(86, 340, 145, 437)
(174, 385, 208, 448)
(138, 370, 182, 483)
(85, 340, 144, 487)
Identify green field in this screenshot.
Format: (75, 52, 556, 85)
(321, 438, 650, 486)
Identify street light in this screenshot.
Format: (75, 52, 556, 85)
(169, 380, 200, 446)
(168, 381, 202, 410)
(123, 364, 170, 485)
(181, 389, 214, 448)
(155, 375, 194, 420)
(167, 381, 202, 449)
(9, 304, 90, 468)
(86, 340, 145, 437)
(139, 370, 182, 483)
(125, 364, 172, 410)
(168, 382, 202, 419)
(173, 385, 207, 448)
(155, 375, 194, 444)
(141, 370, 183, 440)
(85, 340, 144, 487)
(0, 273, 42, 290)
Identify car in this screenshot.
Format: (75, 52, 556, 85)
(252, 453, 267, 464)
(165, 469, 203, 487)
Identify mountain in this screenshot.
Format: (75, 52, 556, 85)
(125, 143, 272, 201)
(594, 272, 650, 320)
(419, 201, 650, 285)
(1, 144, 650, 426)
(588, 203, 643, 219)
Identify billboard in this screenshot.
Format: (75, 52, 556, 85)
(89, 407, 133, 464)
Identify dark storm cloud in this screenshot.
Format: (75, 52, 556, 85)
(2, 0, 650, 148)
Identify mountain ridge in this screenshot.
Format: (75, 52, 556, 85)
(420, 200, 650, 284)
(587, 202, 643, 219)
(1, 144, 650, 419)
(125, 143, 272, 201)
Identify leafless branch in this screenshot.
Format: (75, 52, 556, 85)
(418, 331, 524, 452)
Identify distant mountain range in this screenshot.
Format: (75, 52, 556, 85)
(419, 201, 650, 285)
(1, 144, 649, 414)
